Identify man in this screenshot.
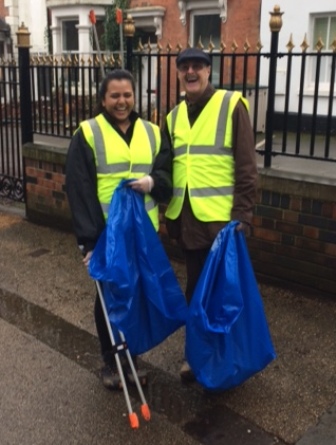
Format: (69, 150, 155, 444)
(165, 47, 258, 382)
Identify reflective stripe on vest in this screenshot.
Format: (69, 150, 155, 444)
(166, 90, 247, 222)
(81, 114, 160, 231)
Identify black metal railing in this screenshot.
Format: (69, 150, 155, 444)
(1, 27, 336, 202)
(0, 61, 23, 201)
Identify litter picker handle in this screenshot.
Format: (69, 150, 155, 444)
(89, 9, 105, 78)
(95, 280, 139, 429)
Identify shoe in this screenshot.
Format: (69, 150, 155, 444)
(125, 368, 148, 387)
(100, 364, 122, 390)
(180, 361, 196, 383)
(121, 356, 148, 387)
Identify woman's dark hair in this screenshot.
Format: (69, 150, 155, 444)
(93, 69, 136, 116)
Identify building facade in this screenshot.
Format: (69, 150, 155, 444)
(0, 0, 11, 57)
(260, 0, 336, 118)
(2, 1, 263, 57)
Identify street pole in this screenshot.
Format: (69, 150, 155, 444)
(264, 5, 283, 168)
(123, 14, 135, 72)
(16, 23, 33, 145)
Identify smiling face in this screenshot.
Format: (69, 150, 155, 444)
(102, 78, 135, 124)
(177, 59, 211, 103)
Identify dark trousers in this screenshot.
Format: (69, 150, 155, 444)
(184, 248, 210, 304)
(94, 293, 137, 368)
(94, 294, 113, 363)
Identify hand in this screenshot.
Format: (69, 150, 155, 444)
(83, 251, 93, 267)
(235, 222, 251, 236)
(128, 176, 154, 194)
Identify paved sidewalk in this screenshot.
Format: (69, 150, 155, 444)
(0, 204, 335, 445)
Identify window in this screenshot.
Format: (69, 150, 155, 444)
(311, 14, 336, 86)
(62, 19, 79, 53)
(190, 11, 221, 86)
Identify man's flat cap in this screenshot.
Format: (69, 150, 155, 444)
(176, 48, 211, 67)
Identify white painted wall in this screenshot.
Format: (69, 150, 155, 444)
(5, 0, 109, 55)
(5, 0, 47, 53)
(260, 0, 336, 115)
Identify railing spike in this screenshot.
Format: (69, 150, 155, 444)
(286, 34, 295, 53)
(330, 38, 336, 52)
(243, 37, 251, 53)
(300, 34, 309, 52)
(231, 39, 238, 52)
(315, 36, 324, 52)
(256, 39, 263, 52)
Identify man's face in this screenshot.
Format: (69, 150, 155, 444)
(177, 59, 211, 102)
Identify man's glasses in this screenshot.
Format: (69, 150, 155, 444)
(177, 62, 206, 73)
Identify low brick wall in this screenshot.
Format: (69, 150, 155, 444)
(250, 169, 336, 296)
(23, 142, 72, 231)
(23, 142, 336, 296)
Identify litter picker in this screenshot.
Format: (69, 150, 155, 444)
(115, 7, 125, 68)
(94, 279, 151, 429)
(89, 9, 105, 77)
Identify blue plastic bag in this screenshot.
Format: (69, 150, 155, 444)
(89, 180, 188, 355)
(186, 221, 276, 391)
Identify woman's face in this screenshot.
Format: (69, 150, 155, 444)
(102, 79, 135, 123)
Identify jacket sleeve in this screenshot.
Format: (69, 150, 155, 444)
(149, 129, 173, 204)
(65, 128, 105, 253)
(231, 100, 258, 225)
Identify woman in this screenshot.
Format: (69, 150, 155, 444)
(65, 69, 172, 390)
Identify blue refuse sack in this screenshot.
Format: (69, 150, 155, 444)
(89, 180, 188, 355)
(186, 221, 276, 391)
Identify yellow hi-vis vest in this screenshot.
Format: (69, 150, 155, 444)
(80, 114, 161, 231)
(165, 90, 249, 222)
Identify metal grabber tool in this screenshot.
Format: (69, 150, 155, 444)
(95, 280, 151, 429)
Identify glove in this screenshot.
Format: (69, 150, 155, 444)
(235, 221, 251, 236)
(128, 175, 154, 194)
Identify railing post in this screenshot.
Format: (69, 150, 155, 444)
(16, 23, 33, 144)
(264, 5, 283, 167)
(124, 14, 135, 72)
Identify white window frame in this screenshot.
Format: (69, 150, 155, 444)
(178, 1, 227, 25)
(190, 8, 221, 47)
(190, 9, 222, 87)
(308, 12, 336, 93)
(126, 7, 165, 40)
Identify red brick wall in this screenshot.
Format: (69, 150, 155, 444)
(0, 0, 8, 18)
(23, 142, 336, 296)
(248, 174, 336, 295)
(161, 173, 336, 297)
(23, 144, 72, 231)
(129, 0, 261, 49)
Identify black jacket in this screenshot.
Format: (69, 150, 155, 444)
(65, 111, 172, 253)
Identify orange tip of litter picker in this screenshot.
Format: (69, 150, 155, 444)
(129, 412, 139, 429)
(141, 404, 151, 421)
(88, 10, 96, 24)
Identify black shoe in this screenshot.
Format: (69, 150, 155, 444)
(100, 364, 122, 390)
(121, 356, 148, 387)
